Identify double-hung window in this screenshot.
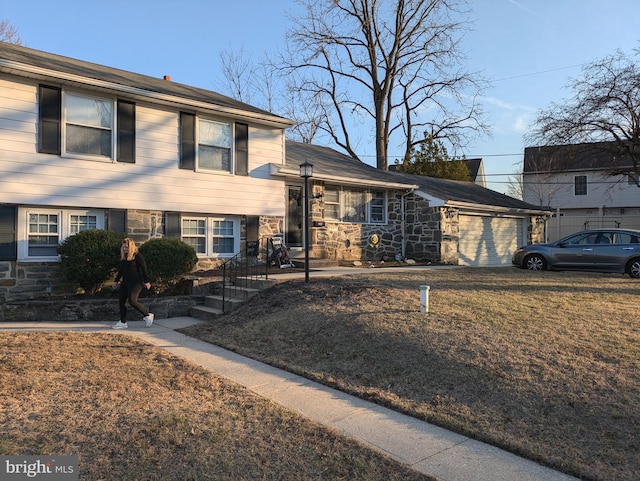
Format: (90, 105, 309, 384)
(19, 208, 104, 260)
(323, 186, 386, 224)
(38, 85, 135, 162)
(179, 113, 248, 175)
(181, 216, 239, 257)
(198, 119, 232, 172)
(65, 93, 113, 158)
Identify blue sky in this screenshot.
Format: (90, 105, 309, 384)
(3, 0, 639, 193)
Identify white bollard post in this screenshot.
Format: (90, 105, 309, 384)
(419, 285, 430, 313)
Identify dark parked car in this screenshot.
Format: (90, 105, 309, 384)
(512, 228, 640, 278)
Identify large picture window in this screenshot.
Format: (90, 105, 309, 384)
(19, 208, 104, 260)
(323, 186, 386, 224)
(181, 216, 239, 257)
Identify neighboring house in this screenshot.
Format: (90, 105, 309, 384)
(463, 158, 486, 187)
(0, 42, 293, 301)
(523, 142, 640, 240)
(275, 142, 548, 267)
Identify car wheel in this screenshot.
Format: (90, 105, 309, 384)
(524, 254, 546, 271)
(626, 258, 640, 278)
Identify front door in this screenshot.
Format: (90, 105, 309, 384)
(286, 185, 303, 247)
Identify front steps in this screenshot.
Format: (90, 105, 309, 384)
(189, 278, 276, 321)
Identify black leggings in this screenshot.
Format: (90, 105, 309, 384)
(118, 282, 149, 322)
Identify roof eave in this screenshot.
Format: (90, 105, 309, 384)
(0, 59, 295, 129)
(270, 164, 418, 190)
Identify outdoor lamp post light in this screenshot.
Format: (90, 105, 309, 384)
(299, 161, 313, 282)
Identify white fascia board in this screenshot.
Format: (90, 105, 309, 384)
(0, 59, 294, 129)
(270, 164, 418, 190)
(414, 190, 446, 206)
(445, 200, 553, 215)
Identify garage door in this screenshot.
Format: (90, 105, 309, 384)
(458, 215, 523, 267)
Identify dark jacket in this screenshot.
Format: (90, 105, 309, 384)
(115, 252, 150, 285)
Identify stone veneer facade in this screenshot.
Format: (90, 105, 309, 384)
(1, 199, 543, 304)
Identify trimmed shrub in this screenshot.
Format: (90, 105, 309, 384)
(138, 238, 198, 291)
(57, 229, 127, 294)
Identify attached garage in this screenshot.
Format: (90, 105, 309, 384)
(458, 215, 524, 267)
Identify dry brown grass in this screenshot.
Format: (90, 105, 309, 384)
(0, 332, 433, 481)
(181, 267, 640, 481)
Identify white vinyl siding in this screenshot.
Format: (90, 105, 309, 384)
(0, 78, 286, 217)
(458, 215, 523, 267)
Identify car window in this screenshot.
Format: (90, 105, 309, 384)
(613, 233, 640, 244)
(564, 233, 597, 245)
(597, 233, 613, 244)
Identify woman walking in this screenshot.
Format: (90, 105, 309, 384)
(111, 238, 154, 329)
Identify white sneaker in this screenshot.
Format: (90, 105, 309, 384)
(112, 321, 128, 330)
(143, 313, 154, 327)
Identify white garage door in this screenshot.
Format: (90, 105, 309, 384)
(458, 215, 523, 267)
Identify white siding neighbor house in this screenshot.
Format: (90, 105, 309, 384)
(523, 142, 640, 241)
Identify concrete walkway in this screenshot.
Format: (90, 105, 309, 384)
(1, 316, 579, 481)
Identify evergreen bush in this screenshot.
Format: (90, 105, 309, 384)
(138, 238, 198, 291)
(57, 229, 126, 294)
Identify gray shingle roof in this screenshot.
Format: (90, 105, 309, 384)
(0, 42, 291, 125)
(286, 141, 543, 211)
(524, 141, 633, 173)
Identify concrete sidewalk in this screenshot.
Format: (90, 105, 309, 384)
(1, 317, 578, 481)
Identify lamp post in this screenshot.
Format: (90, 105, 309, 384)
(299, 161, 313, 282)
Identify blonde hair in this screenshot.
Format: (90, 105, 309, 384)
(120, 238, 138, 261)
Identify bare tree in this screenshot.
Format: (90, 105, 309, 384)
(217, 47, 256, 105)
(0, 19, 22, 45)
(282, 0, 489, 170)
(528, 49, 640, 184)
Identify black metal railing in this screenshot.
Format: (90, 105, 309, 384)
(219, 238, 272, 313)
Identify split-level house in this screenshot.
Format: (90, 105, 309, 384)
(523, 142, 640, 241)
(0, 42, 293, 301)
(0, 42, 547, 302)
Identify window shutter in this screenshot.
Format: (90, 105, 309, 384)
(0, 205, 17, 261)
(38, 85, 61, 154)
(235, 122, 248, 176)
(165, 212, 181, 239)
(117, 101, 135, 163)
(107, 209, 127, 233)
(180, 112, 196, 170)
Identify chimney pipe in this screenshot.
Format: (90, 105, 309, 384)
(163, 75, 171, 81)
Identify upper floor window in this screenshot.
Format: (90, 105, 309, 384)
(38, 85, 135, 163)
(323, 186, 386, 224)
(180, 113, 248, 175)
(574, 175, 587, 196)
(65, 93, 113, 158)
(199, 119, 232, 172)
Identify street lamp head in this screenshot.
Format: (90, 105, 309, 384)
(299, 161, 314, 178)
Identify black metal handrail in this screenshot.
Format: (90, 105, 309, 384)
(219, 238, 272, 313)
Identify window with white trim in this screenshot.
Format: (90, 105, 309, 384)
(181, 216, 239, 257)
(323, 186, 386, 224)
(64, 92, 114, 158)
(19, 208, 105, 260)
(198, 119, 232, 172)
